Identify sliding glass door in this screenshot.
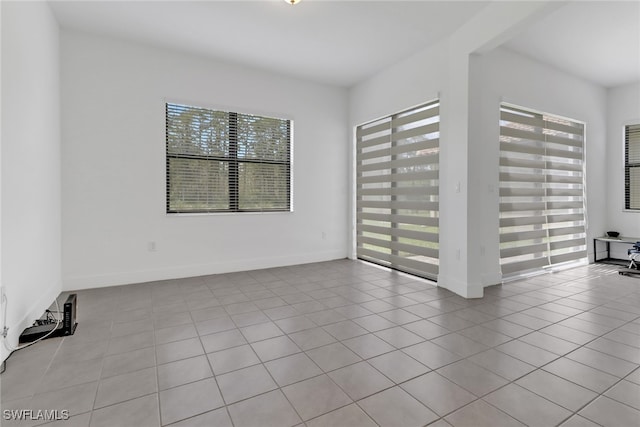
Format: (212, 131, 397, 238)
(499, 104, 587, 277)
(355, 101, 440, 280)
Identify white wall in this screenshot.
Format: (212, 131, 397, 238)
(606, 82, 640, 240)
(1, 1, 61, 359)
(61, 31, 349, 290)
(349, 44, 447, 127)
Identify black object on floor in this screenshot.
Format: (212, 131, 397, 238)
(619, 267, 640, 277)
(19, 322, 63, 343)
(63, 293, 78, 336)
(18, 293, 77, 343)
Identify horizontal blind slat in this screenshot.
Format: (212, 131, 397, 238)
(501, 258, 549, 275)
(357, 186, 439, 197)
(356, 171, 439, 184)
(358, 200, 439, 211)
(357, 239, 438, 261)
(357, 212, 439, 227)
(391, 105, 440, 128)
(357, 224, 439, 243)
(500, 230, 548, 243)
(500, 243, 549, 258)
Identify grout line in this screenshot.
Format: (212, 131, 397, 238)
(4, 262, 639, 427)
(197, 308, 236, 427)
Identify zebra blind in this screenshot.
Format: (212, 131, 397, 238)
(356, 101, 440, 280)
(625, 124, 640, 210)
(499, 104, 587, 276)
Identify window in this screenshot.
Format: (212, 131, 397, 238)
(499, 104, 587, 277)
(166, 103, 291, 213)
(355, 100, 440, 280)
(625, 124, 640, 210)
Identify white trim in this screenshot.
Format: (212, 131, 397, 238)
(438, 273, 483, 298)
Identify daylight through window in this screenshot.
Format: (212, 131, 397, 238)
(166, 103, 291, 213)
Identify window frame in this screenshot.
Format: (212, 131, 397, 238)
(165, 102, 292, 214)
(624, 123, 640, 211)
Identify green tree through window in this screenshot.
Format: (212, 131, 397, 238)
(166, 103, 291, 213)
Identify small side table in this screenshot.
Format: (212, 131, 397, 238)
(593, 236, 640, 265)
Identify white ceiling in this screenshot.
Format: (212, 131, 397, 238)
(504, 1, 640, 89)
(52, 0, 486, 86)
(49, 0, 640, 89)
(49, 0, 490, 87)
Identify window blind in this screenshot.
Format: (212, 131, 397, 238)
(625, 124, 640, 210)
(356, 101, 440, 280)
(499, 104, 586, 276)
(166, 103, 291, 213)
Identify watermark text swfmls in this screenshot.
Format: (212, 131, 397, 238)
(3, 409, 70, 421)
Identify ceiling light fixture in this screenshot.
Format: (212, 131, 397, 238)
(284, 0, 302, 5)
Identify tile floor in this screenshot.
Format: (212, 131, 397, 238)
(1, 260, 640, 427)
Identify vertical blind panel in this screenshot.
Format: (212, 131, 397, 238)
(625, 124, 640, 209)
(166, 103, 291, 213)
(356, 101, 440, 280)
(499, 104, 586, 277)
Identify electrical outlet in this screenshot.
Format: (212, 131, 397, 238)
(321, 232, 326, 240)
(148, 241, 157, 252)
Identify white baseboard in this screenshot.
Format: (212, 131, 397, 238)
(63, 250, 347, 291)
(437, 273, 484, 298)
(481, 271, 503, 288)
